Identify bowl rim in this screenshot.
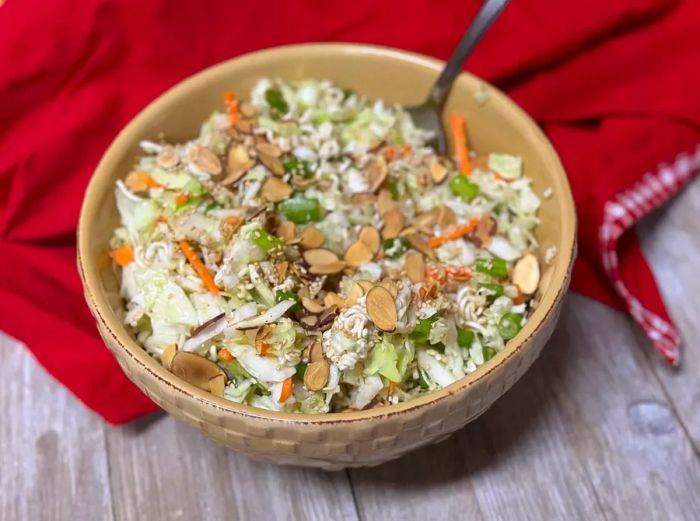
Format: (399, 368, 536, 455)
(78, 42, 576, 425)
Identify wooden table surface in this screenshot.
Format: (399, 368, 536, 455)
(2, 181, 699, 521)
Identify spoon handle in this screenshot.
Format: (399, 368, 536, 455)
(429, 0, 510, 107)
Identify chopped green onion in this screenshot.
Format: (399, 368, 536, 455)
(418, 372, 429, 389)
(498, 313, 523, 340)
(387, 178, 400, 200)
(478, 282, 504, 302)
(251, 229, 284, 251)
(283, 157, 300, 172)
(182, 178, 204, 197)
(275, 290, 300, 312)
(483, 346, 497, 361)
(264, 88, 288, 113)
(278, 197, 322, 224)
(475, 258, 508, 278)
(382, 237, 410, 258)
(203, 201, 222, 214)
(448, 175, 480, 202)
(457, 328, 476, 348)
(218, 359, 251, 383)
(295, 362, 308, 380)
(410, 314, 439, 344)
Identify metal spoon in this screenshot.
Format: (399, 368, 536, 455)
(406, 0, 510, 154)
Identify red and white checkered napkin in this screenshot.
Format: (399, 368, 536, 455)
(600, 145, 700, 365)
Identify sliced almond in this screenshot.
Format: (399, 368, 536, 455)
(304, 360, 329, 391)
(169, 351, 226, 392)
(187, 145, 222, 175)
(275, 260, 289, 280)
(304, 248, 339, 266)
(357, 280, 374, 294)
(125, 170, 150, 192)
(366, 286, 397, 332)
(345, 283, 365, 307)
(405, 251, 425, 283)
(256, 324, 272, 342)
(358, 226, 381, 254)
(239, 101, 256, 118)
(381, 207, 405, 239)
(513, 253, 540, 295)
(344, 240, 374, 267)
(472, 215, 498, 248)
(324, 292, 346, 308)
(302, 297, 325, 314)
(422, 281, 439, 300)
(259, 152, 285, 176)
(300, 315, 318, 328)
(235, 119, 254, 134)
(437, 206, 457, 228)
(406, 233, 436, 259)
(292, 177, 316, 189)
(413, 209, 438, 230)
(256, 141, 282, 158)
(161, 344, 177, 370)
(377, 189, 395, 214)
(224, 144, 255, 185)
(309, 260, 346, 275)
(351, 193, 377, 205)
(209, 374, 226, 397)
(380, 278, 398, 299)
(299, 226, 326, 249)
(277, 221, 296, 242)
(261, 176, 293, 202)
(157, 145, 179, 169)
(309, 341, 324, 363)
(366, 157, 388, 193)
(429, 157, 449, 184)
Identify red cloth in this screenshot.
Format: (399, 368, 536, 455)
(1, 0, 698, 423)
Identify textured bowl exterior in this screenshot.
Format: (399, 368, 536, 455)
(78, 44, 576, 469)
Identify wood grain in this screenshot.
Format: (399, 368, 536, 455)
(0, 335, 114, 521)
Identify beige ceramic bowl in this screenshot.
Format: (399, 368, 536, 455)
(78, 43, 576, 469)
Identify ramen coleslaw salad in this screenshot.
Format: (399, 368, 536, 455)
(109, 79, 544, 413)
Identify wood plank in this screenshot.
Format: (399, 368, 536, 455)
(0, 333, 114, 521)
(106, 412, 360, 521)
(638, 179, 700, 450)
(350, 294, 700, 520)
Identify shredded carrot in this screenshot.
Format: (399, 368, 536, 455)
(445, 265, 473, 281)
(425, 265, 472, 285)
(388, 381, 396, 395)
(146, 177, 164, 189)
(514, 284, 523, 305)
(419, 286, 428, 299)
(226, 216, 240, 226)
(258, 342, 271, 356)
(111, 244, 134, 266)
(492, 171, 510, 182)
(449, 113, 471, 175)
(156, 215, 168, 224)
(175, 192, 189, 205)
(384, 146, 397, 161)
(279, 376, 293, 403)
(400, 144, 413, 155)
(179, 240, 220, 295)
(223, 91, 240, 125)
(218, 348, 234, 361)
(427, 217, 480, 248)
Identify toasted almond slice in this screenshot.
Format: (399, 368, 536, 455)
(344, 240, 374, 267)
(261, 176, 293, 202)
(157, 145, 179, 169)
(275, 260, 289, 280)
(380, 278, 398, 298)
(209, 374, 226, 397)
(125, 170, 150, 192)
(299, 226, 326, 249)
(224, 145, 255, 185)
(406, 233, 436, 259)
(161, 343, 177, 370)
(304, 360, 329, 391)
(381, 207, 405, 239)
(309, 260, 346, 275)
(324, 292, 346, 308)
(358, 226, 381, 254)
(357, 280, 374, 293)
(302, 297, 325, 314)
(437, 206, 457, 228)
(377, 189, 395, 214)
(422, 281, 440, 300)
(413, 209, 439, 230)
(300, 315, 318, 327)
(309, 341, 324, 363)
(277, 221, 296, 242)
(170, 351, 226, 392)
(513, 253, 540, 295)
(292, 177, 317, 189)
(366, 286, 397, 332)
(259, 152, 285, 176)
(366, 157, 388, 192)
(256, 324, 272, 342)
(405, 251, 425, 283)
(239, 101, 256, 118)
(304, 248, 339, 266)
(430, 157, 448, 184)
(256, 141, 282, 158)
(235, 119, 254, 133)
(351, 193, 377, 205)
(345, 283, 365, 307)
(187, 145, 222, 175)
(473, 215, 498, 248)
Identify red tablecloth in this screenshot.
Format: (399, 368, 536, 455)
(1, 0, 698, 423)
